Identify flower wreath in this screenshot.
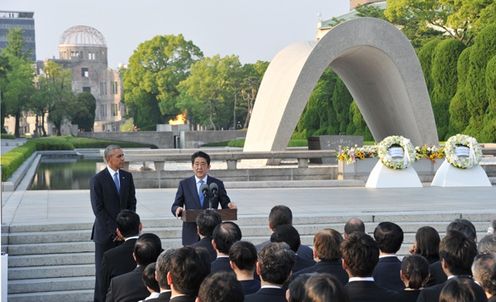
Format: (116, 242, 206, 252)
(444, 134, 482, 169)
(377, 135, 416, 170)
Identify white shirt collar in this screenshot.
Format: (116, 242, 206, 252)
(261, 285, 283, 289)
(349, 277, 374, 282)
(125, 236, 139, 241)
(107, 166, 119, 175)
(379, 254, 399, 259)
(195, 175, 208, 183)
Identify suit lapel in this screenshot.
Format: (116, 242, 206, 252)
(104, 168, 124, 207)
(189, 176, 202, 208)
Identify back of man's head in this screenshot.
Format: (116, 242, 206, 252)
(447, 219, 477, 243)
(314, 228, 343, 261)
(270, 224, 301, 253)
(373, 221, 404, 254)
(143, 262, 160, 294)
(439, 230, 477, 276)
(268, 205, 292, 229)
(341, 232, 379, 277)
(471, 252, 496, 297)
(134, 233, 163, 267)
(344, 218, 365, 237)
(212, 222, 242, 254)
(196, 209, 222, 238)
(155, 249, 176, 290)
(258, 242, 295, 285)
(229, 240, 258, 272)
(478, 234, 496, 254)
(197, 271, 244, 302)
(116, 210, 141, 238)
(168, 246, 210, 297)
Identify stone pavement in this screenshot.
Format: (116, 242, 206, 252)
(2, 184, 496, 226)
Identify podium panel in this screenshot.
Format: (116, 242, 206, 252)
(181, 208, 237, 222)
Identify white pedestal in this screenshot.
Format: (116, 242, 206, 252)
(366, 161, 422, 188)
(1, 253, 7, 302)
(431, 160, 491, 187)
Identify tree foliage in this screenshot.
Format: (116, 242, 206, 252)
(238, 61, 269, 128)
(72, 92, 96, 131)
(448, 47, 472, 136)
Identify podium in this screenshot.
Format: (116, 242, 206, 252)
(181, 208, 237, 222)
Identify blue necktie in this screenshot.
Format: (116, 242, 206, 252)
(198, 180, 204, 207)
(113, 172, 120, 193)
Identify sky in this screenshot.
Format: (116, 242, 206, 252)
(3, 0, 350, 69)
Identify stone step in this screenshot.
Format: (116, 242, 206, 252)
(8, 252, 94, 267)
(8, 289, 93, 302)
(8, 276, 94, 294)
(9, 264, 94, 280)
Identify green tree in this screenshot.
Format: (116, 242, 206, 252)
(0, 54, 12, 133)
(479, 55, 496, 142)
(431, 39, 465, 139)
(448, 47, 472, 136)
(177, 55, 242, 130)
(347, 101, 373, 140)
(123, 34, 203, 129)
(417, 38, 442, 96)
(332, 78, 353, 134)
(238, 61, 269, 128)
(2, 28, 31, 60)
(72, 92, 96, 131)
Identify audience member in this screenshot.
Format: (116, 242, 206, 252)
(344, 218, 365, 239)
(410, 226, 440, 264)
(304, 273, 351, 302)
(341, 232, 398, 302)
(416, 230, 486, 302)
(106, 233, 163, 302)
(153, 249, 176, 302)
(196, 271, 244, 302)
(167, 246, 210, 302)
(228, 241, 260, 295)
(256, 205, 313, 261)
(191, 209, 222, 262)
(140, 262, 160, 301)
(294, 228, 348, 284)
(439, 278, 481, 302)
(286, 274, 313, 302)
(472, 253, 496, 301)
(478, 234, 496, 254)
(245, 242, 296, 302)
(211, 221, 242, 273)
(270, 224, 315, 272)
(397, 255, 429, 302)
(372, 221, 405, 291)
(488, 220, 496, 234)
(100, 210, 142, 301)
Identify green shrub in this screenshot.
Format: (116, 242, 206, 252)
(0, 141, 36, 181)
(227, 139, 245, 148)
(1, 134, 15, 139)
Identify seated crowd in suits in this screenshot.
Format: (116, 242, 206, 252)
(101, 206, 496, 302)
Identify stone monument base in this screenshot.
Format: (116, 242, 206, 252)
(431, 160, 491, 187)
(366, 161, 422, 188)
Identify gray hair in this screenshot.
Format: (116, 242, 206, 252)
(478, 234, 496, 254)
(155, 248, 176, 289)
(471, 252, 496, 296)
(104, 145, 121, 162)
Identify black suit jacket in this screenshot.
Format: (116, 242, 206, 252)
(171, 175, 230, 246)
(241, 279, 261, 295)
(210, 256, 232, 273)
(397, 290, 421, 302)
(190, 237, 216, 262)
(91, 168, 136, 243)
(100, 238, 138, 301)
(416, 276, 487, 302)
(428, 261, 447, 286)
(345, 280, 399, 302)
(293, 254, 316, 273)
(245, 287, 286, 302)
(106, 266, 149, 302)
(169, 296, 195, 302)
(372, 256, 404, 291)
(147, 291, 171, 302)
(294, 259, 349, 285)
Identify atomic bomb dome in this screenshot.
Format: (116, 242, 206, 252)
(59, 25, 106, 46)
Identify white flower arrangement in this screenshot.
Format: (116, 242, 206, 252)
(444, 134, 482, 169)
(377, 135, 416, 170)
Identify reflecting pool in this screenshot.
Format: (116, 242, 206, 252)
(30, 159, 100, 190)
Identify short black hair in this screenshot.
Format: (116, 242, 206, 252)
(447, 219, 477, 242)
(270, 224, 301, 253)
(196, 209, 222, 237)
(439, 230, 477, 275)
(155, 249, 176, 290)
(344, 218, 365, 236)
(169, 246, 210, 296)
(373, 221, 404, 254)
(229, 241, 258, 271)
(304, 273, 350, 302)
(142, 262, 160, 293)
(287, 274, 312, 302)
(439, 278, 479, 302)
(401, 255, 430, 289)
(212, 222, 242, 254)
(341, 232, 379, 277)
(134, 233, 163, 267)
(414, 226, 440, 260)
(191, 151, 211, 165)
(268, 205, 292, 229)
(116, 209, 140, 238)
(258, 242, 295, 285)
(197, 271, 244, 302)
(314, 228, 343, 261)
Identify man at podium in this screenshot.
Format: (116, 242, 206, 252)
(171, 151, 236, 246)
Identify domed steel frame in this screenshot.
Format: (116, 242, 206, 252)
(59, 25, 106, 46)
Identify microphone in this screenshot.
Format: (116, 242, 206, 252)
(208, 183, 218, 209)
(200, 183, 209, 205)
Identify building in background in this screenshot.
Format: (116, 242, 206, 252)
(0, 10, 36, 61)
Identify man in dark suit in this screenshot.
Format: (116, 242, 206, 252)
(270, 224, 315, 273)
(372, 221, 405, 291)
(245, 242, 295, 302)
(190, 209, 221, 262)
(106, 233, 163, 302)
(211, 222, 242, 273)
(167, 247, 210, 302)
(472, 253, 496, 302)
(149, 249, 176, 302)
(197, 271, 244, 302)
(229, 241, 260, 295)
(294, 228, 348, 285)
(90, 145, 137, 302)
(100, 210, 142, 301)
(416, 230, 487, 302)
(342, 232, 398, 302)
(171, 151, 236, 246)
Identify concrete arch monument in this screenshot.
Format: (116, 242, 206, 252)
(244, 17, 438, 154)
